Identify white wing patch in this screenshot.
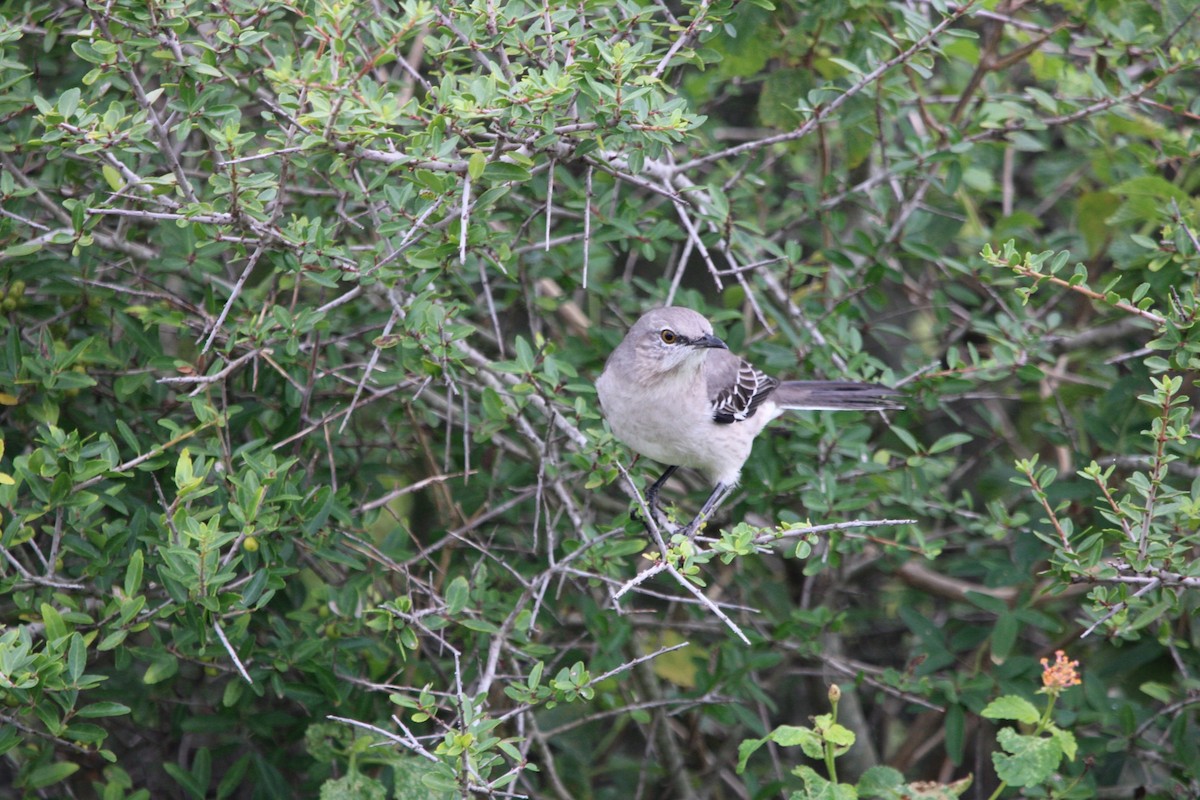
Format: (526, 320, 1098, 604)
(710, 360, 779, 424)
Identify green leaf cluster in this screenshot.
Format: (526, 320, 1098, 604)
(0, 0, 1198, 796)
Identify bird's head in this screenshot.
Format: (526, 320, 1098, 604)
(625, 307, 728, 377)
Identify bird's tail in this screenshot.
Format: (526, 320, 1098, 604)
(772, 380, 900, 411)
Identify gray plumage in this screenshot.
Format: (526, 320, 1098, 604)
(595, 306, 898, 533)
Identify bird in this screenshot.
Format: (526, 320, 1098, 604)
(595, 306, 899, 536)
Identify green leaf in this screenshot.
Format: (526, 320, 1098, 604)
(769, 724, 822, 759)
(483, 161, 532, 182)
(59, 87, 81, 118)
(962, 590, 1008, 614)
(736, 735, 768, 773)
(0, 726, 21, 757)
(319, 771, 387, 800)
(460, 618, 500, 634)
(467, 152, 486, 180)
(1015, 364, 1044, 382)
(1139, 681, 1173, 703)
(992, 727, 1061, 787)
(174, 448, 193, 489)
(41, 603, 68, 641)
(192, 747, 212, 794)
(65, 722, 107, 745)
(1, 242, 43, 259)
(125, 549, 144, 597)
(67, 632, 87, 682)
(144, 655, 180, 685)
(163, 762, 206, 800)
(944, 703, 965, 766)
(76, 701, 132, 718)
(825, 57, 863, 75)
(97, 628, 129, 651)
(102, 164, 125, 191)
(514, 336, 535, 372)
(1047, 723, 1077, 762)
(889, 425, 921, 454)
(394, 756, 455, 800)
(928, 432, 972, 454)
(990, 612, 1018, 662)
(188, 60, 224, 78)
(791, 764, 857, 800)
(26, 762, 80, 789)
(981, 695, 1039, 725)
(857, 765, 904, 795)
(1111, 175, 1190, 205)
(818, 721, 855, 749)
(216, 754, 252, 800)
(445, 575, 470, 615)
(71, 41, 106, 64)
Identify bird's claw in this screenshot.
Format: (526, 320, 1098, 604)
(678, 514, 707, 540)
(633, 499, 678, 536)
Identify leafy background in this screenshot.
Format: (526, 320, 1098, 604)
(1, 0, 1198, 797)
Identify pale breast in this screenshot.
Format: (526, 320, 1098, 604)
(597, 365, 776, 486)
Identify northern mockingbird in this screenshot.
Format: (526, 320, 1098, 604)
(596, 306, 899, 536)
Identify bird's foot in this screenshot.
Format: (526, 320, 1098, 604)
(680, 483, 732, 540)
(634, 467, 679, 533)
(641, 507, 678, 535)
(633, 498, 679, 537)
(679, 514, 706, 540)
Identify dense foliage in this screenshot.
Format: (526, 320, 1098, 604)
(1, 0, 1199, 797)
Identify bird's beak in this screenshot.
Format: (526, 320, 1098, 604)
(690, 334, 728, 350)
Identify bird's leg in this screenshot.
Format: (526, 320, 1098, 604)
(644, 465, 677, 516)
(634, 465, 678, 534)
(682, 482, 734, 539)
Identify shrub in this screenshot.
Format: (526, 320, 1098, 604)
(1, 0, 1198, 797)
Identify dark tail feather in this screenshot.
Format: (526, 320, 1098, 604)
(772, 380, 901, 411)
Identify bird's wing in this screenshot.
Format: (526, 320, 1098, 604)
(705, 349, 779, 424)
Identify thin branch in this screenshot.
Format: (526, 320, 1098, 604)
(339, 305, 400, 433)
(582, 165, 593, 288)
(327, 715, 439, 760)
(157, 348, 264, 391)
(1004, 260, 1166, 326)
(459, 174, 471, 266)
(213, 619, 253, 684)
(199, 245, 268, 355)
(1079, 578, 1161, 638)
(357, 472, 472, 514)
(678, 0, 979, 171)
(650, 0, 711, 80)
(74, 422, 217, 493)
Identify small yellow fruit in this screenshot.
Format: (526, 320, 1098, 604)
(242, 537, 259, 552)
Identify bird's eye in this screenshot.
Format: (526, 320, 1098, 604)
(660, 329, 678, 344)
